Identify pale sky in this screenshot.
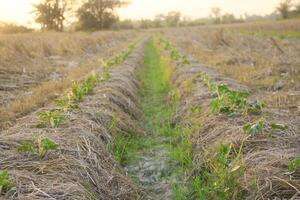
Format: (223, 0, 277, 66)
(0, 0, 283, 26)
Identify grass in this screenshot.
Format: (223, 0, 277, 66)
(113, 134, 154, 166)
(0, 170, 14, 196)
(192, 144, 245, 200)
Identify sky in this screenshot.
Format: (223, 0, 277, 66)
(0, 0, 282, 26)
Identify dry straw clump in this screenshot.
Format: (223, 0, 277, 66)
(0, 40, 146, 199)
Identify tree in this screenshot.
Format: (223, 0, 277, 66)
(153, 14, 165, 27)
(211, 7, 222, 24)
(165, 11, 181, 27)
(276, 0, 293, 19)
(33, 0, 72, 31)
(222, 13, 238, 24)
(76, 0, 128, 30)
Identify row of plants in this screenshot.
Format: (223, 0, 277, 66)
(159, 37, 191, 65)
(158, 37, 299, 199)
(0, 41, 138, 197)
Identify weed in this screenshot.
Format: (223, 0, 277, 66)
(288, 157, 300, 172)
(172, 184, 189, 200)
(170, 136, 193, 168)
(192, 143, 245, 200)
(0, 170, 14, 195)
(37, 109, 65, 128)
(113, 134, 136, 166)
(17, 135, 59, 159)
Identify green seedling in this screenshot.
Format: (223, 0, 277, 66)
(181, 55, 191, 65)
(288, 157, 300, 172)
(71, 78, 95, 102)
(247, 100, 265, 114)
(0, 170, 14, 196)
(243, 118, 265, 135)
(103, 42, 136, 68)
(17, 135, 59, 159)
(270, 123, 288, 130)
(171, 49, 181, 61)
(55, 97, 80, 111)
(37, 110, 65, 128)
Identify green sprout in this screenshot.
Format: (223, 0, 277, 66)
(0, 170, 14, 196)
(37, 110, 65, 128)
(17, 135, 59, 159)
(243, 118, 265, 135)
(288, 157, 300, 172)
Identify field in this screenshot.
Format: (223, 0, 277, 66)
(0, 31, 137, 129)
(0, 20, 299, 200)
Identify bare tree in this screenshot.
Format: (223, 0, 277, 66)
(76, 0, 128, 30)
(277, 0, 293, 19)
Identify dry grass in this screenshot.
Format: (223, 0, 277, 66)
(0, 31, 138, 130)
(163, 19, 300, 109)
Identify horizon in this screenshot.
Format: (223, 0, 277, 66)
(0, 0, 290, 27)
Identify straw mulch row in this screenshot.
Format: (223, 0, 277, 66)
(171, 58, 300, 199)
(0, 40, 147, 200)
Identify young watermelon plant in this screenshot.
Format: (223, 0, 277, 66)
(37, 110, 65, 128)
(243, 118, 266, 135)
(243, 119, 289, 135)
(17, 135, 59, 159)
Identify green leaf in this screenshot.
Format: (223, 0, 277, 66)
(288, 157, 300, 172)
(0, 170, 13, 194)
(243, 119, 265, 135)
(41, 138, 59, 151)
(270, 123, 288, 130)
(17, 142, 35, 153)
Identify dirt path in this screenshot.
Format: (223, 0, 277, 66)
(116, 39, 188, 199)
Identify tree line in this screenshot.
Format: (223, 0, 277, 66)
(1, 0, 298, 33)
(32, 0, 127, 31)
